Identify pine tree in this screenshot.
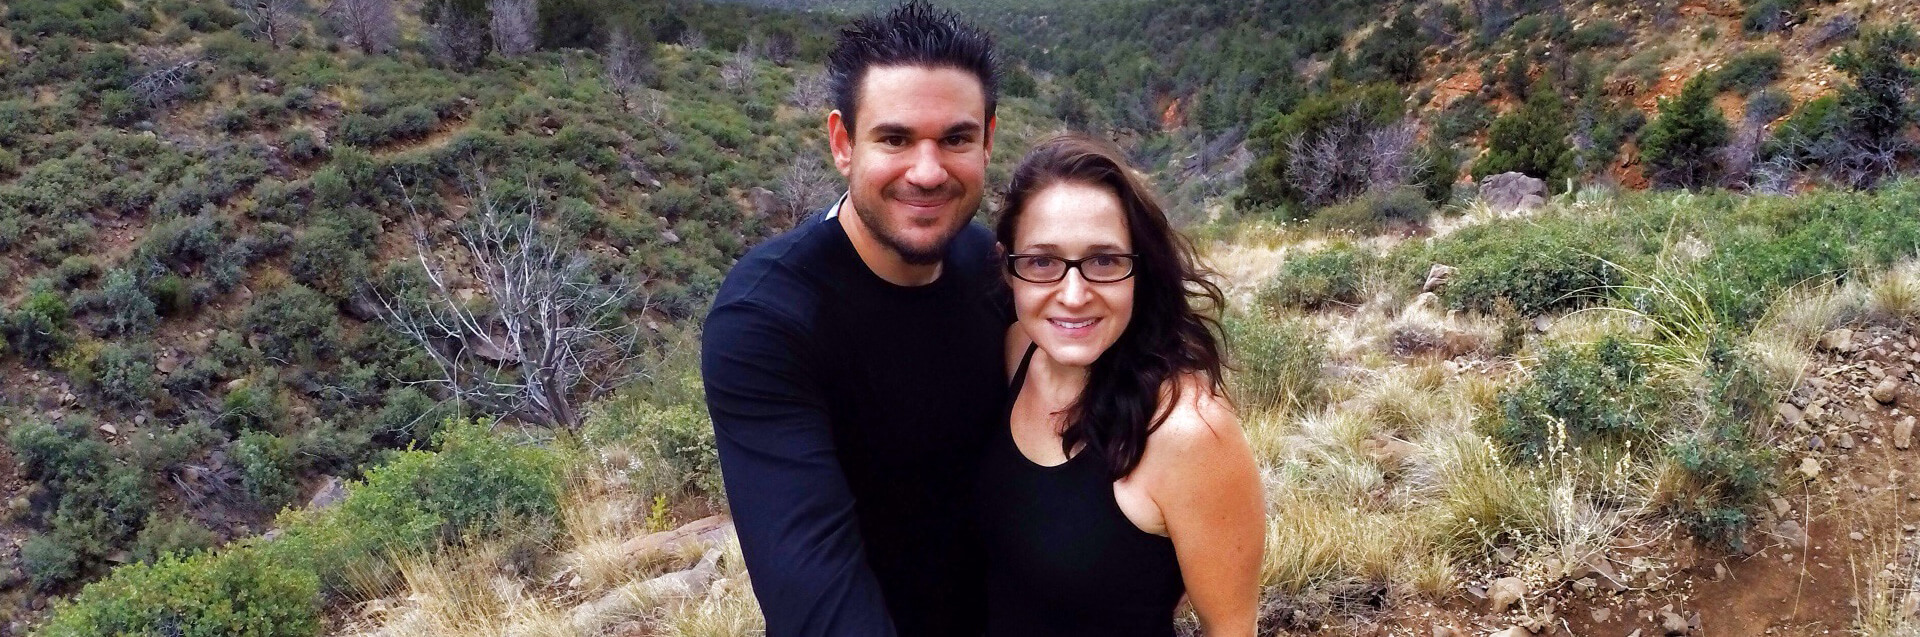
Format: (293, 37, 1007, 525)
(1472, 82, 1574, 187)
(1640, 72, 1731, 190)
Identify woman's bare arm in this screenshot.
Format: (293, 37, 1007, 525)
(1145, 386, 1264, 637)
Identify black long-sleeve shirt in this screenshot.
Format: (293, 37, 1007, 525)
(702, 206, 1007, 637)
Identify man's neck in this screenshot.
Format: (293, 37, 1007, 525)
(835, 196, 944, 287)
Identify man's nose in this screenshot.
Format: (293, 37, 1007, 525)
(904, 140, 949, 190)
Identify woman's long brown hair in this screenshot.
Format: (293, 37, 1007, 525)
(995, 133, 1230, 480)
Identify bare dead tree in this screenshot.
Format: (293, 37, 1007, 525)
(1364, 117, 1426, 191)
(235, 0, 304, 49)
(720, 46, 757, 91)
(787, 68, 830, 109)
(679, 29, 708, 50)
(325, 0, 396, 54)
(426, 0, 487, 70)
(776, 160, 841, 225)
(488, 0, 538, 57)
(374, 174, 648, 429)
(131, 55, 205, 107)
(604, 26, 652, 111)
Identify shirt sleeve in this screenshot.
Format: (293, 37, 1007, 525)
(701, 300, 899, 637)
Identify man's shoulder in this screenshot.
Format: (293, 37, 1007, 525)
(712, 213, 839, 312)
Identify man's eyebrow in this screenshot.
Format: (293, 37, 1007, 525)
(942, 122, 983, 137)
(864, 122, 983, 138)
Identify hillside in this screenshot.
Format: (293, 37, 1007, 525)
(2, 0, 1920, 636)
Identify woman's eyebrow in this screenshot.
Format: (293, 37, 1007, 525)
(1018, 243, 1129, 253)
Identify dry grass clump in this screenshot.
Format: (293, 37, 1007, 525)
(375, 541, 575, 637)
(1866, 260, 1920, 323)
(647, 539, 764, 637)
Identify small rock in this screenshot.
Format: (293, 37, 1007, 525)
(1488, 576, 1528, 614)
(1821, 329, 1856, 352)
(1771, 496, 1791, 517)
(1431, 625, 1458, 637)
(1713, 563, 1730, 581)
(1777, 520, 1809, 549)
(1494, 545, 1518, 564)
(1850, 531, 1866, 541)
(1838, 432, 1857, 449)
(1777, 403, 1804, 426)
(1808, 434, 1824, 450)
(1661, 610, 1690, 635)
(99, 424, 117, 436)
(1799, 457, 1822, 479)
(1875, 379, 1902, 404)
(1489, 627, 1532, 637)
(1897, 418, 1915, 450)
(226, 378, 249, 391)
(1592, 607, 1611, 622)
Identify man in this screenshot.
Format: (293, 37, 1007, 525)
(700, 3, 1004, 636)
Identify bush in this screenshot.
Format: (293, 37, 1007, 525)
(1715, 50, 1783, 94)
(148, 274, 195, 317)
(91, 343, 156, 408)
(98, 268, 158, 336)
(1665, 336, 1776, 548)
(232, 431, 299, 512)
(1742, 0, 1804, 33)
(1494, 336, 1657, 458)
(1223, 314, 1326, 414)
(130, 515, 221, 564)
(4, 0, 133, 41)
(1472, 85, 1575, 187)
(1258, 242, 1375, 311)
(241, 284, 340, 362)
(5, 291, 73, 364)
(1423, 221, 1623, 315)
(219, 383, 283, 434)
(270, 419, 561, 596)
(38, 545, 320, 637)
(20, 533, 81, 592)
(1311, 187, 1433, 233)
(1640, 73, 1731, 190)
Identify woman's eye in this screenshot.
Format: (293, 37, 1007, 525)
(1088, 256, 1118, 267)
(1028, 256, 1058, 268)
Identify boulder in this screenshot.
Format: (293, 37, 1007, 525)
(1819, 328, 1855, 353)
(1896, 417, 1915, 450)
(307, 476, 347, 510)
(1423, 264, 1457, 292)
(1874, 379, 1902, 404)
(1479, 172, 1547, 214)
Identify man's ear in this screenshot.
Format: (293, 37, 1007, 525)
(983, 116, 997, 159)
(827, 110, 854, 178)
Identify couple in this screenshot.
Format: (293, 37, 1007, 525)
(701, 3, 1263, 636)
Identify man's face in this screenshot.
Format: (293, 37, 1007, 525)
(829, 65, 993, 265)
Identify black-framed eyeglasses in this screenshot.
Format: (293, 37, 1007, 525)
(1006, 254, 1138, 284)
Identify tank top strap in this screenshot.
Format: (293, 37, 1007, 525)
(1010, 343, 1039, 392)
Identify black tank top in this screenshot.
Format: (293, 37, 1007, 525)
(976, 345, 1185, 637)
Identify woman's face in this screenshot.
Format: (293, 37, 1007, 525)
(1008, 181, 1135, 369)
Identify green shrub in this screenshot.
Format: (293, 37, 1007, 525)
(1566, 20, 1627, 50)
(1665, 336, 1776, 549)
(1257, 242, 1375, 310)
(1715, 50, 1783, 94)
(270, 419, 561, 596)
(219, 383, 283, 434)
(1493, 336, 1657, 458)
(1640, 73, 1731, 190)
(4, 0, 134, 41)
(1423, 221, 1623, 315)
(1472, 84, 1575, 186)
(5, 291, 73, 364)
(38, 545, 320, 637)
(1311, 187, 1433, 233)
(1223, 314, 1326, 414)
(283, 129, 328, 163)
(232, 431, 299, 512)
(1742, 0, 1804, 33)
(241, 284, 340, 362)
(98, 268, 159, 336)
(20, 533, 81, 592)
(148, 274, 195, 317)
(91, 343, 156, 408)
(130, 515, 220, 564)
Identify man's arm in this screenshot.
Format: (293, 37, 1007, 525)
(701, 300, 897, 637)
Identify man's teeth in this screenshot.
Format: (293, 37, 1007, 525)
(1054, 319, 1095, 329)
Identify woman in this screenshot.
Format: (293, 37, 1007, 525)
(977, 133, 1265, 637)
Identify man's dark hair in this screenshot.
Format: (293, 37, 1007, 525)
(827, 1, 999, 133)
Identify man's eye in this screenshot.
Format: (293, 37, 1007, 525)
(944, 135, 971, 147)
(880, 136, 908, 147)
